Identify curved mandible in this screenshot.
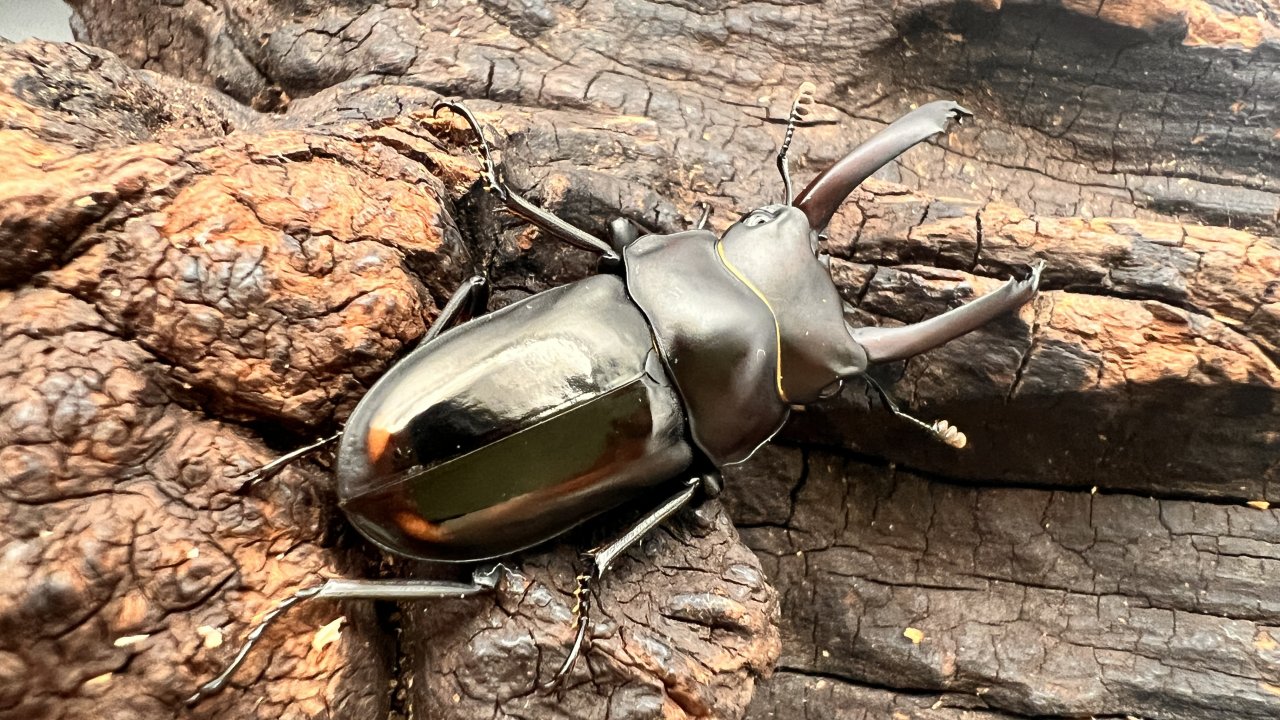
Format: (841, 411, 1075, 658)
(793, 100, 972, 231)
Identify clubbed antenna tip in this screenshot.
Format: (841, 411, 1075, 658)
(778, 82, 817, 204)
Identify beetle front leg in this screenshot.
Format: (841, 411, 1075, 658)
(433, 100, 620, 261)
(850, 261, 1044, 364)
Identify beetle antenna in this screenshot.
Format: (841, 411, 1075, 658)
(777, 82, 816, 204)
(861, 374, 967, 449)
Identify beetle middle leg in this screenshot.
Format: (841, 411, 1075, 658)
(539, 474, 712, 690)
(433, 99, 620, 261)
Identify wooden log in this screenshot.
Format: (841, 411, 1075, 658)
(0, 40, 780, 720)
(727, 445, 1280, 719)
(5, 0, 1280, 716)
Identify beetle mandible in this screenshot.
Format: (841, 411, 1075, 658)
(188, 89, 1044, 703)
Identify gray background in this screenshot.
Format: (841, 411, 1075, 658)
(2, 0, 73, 42)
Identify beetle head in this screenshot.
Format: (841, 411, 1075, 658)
(715, 99, 974, 405)
(718, 204, 867, 405)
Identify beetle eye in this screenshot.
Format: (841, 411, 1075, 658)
(818, 379, 844, 399)
(744, 213, 769, 227)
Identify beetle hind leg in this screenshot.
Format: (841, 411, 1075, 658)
(187, 568, 505, 704)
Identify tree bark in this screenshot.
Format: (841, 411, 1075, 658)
(0, 36, 779, 720)
(2, 0, 1279, 718)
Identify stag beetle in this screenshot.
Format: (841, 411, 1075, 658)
(189, 90, 1043, 703)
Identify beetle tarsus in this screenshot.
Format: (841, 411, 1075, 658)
(434, 99, 507, 200)
(537, 569, 593, 693)
(535, 477, 703, 690)
(187, 584, 325, 705)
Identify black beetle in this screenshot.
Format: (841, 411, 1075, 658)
(189, 91, 1043, 703)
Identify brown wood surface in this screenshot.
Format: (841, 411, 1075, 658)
(2, 1, 1278, 718)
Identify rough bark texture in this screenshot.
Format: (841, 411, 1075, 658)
(2, 0, 1278, 718)
(402, 502, 777, 720)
